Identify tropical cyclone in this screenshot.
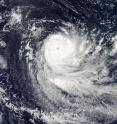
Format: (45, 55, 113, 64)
(41, 26, 97, 95)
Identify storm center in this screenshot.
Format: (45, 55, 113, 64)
(44, 33, 77, 72)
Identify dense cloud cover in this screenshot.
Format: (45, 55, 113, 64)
(0, 0, 117, 124)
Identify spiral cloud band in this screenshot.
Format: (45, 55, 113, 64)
(42, 27, 95, 95)
(1, 2, 117, 123)
(29, 22, 117, 123)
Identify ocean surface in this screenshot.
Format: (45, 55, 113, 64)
(0, 0, 117, 124)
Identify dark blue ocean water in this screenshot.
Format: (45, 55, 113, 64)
(0, 0, 117, 124)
